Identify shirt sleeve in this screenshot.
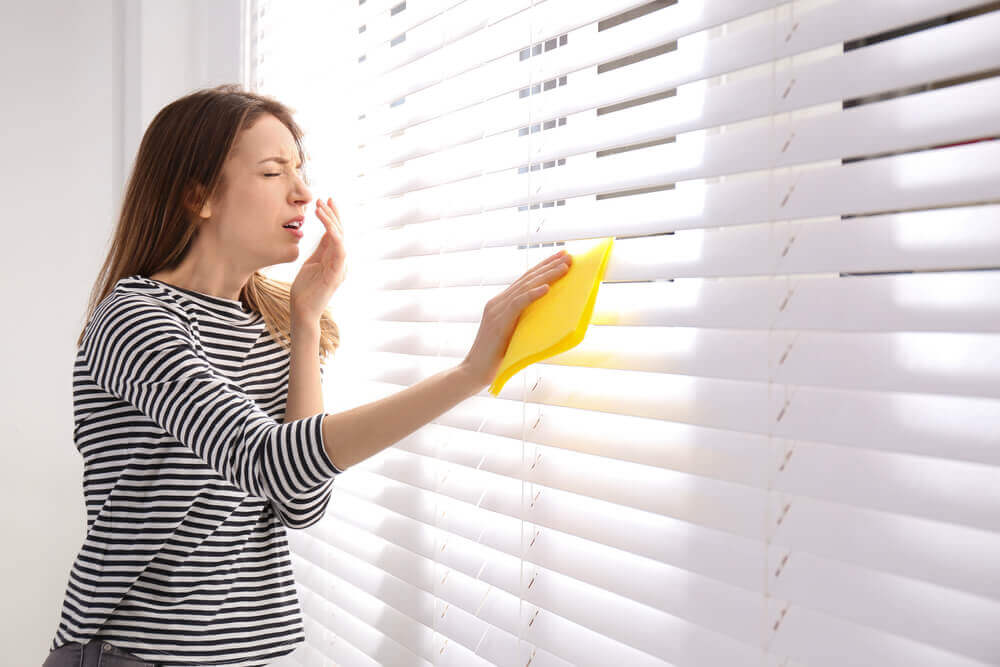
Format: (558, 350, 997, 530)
(80, 294, 343, 514)
(269, 478, 335, 529)
(270, 362, 338, 529)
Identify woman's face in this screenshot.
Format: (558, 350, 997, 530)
(199, 113, 314, 272)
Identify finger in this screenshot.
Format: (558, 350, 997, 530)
(514, 250, 570, 287)
(495, 249, 569, 302)
(316, 201, 340, 236)
(314, 212, 334, 243)
(318, 197, 340, 224)
(501, 266, 562, 309)
(317, 199, 343, 236)
(328, 199, 344, 235)
(529, 249, 570, 273)
(510, 284, 550, 309)
(516, 263, 569, 295)
(327, 197, 342, 222)
(530, 249, 567, 269)
(314, 202, 347, 266)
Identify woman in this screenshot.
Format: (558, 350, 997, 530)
(43, 84, 571, 666)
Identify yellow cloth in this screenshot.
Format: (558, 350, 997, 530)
(489, 237, 615, 396)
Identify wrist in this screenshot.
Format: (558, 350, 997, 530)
(456, 361, 489, 396)
(291, 316, 321, 337)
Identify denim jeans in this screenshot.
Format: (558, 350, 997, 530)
(41, 640, 156, 667)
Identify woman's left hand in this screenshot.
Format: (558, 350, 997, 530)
(290, 197, 346, 325)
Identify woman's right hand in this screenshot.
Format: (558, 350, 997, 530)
(460, 249, 573, 390)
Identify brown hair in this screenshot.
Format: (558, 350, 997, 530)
(76, 83, 339, 362)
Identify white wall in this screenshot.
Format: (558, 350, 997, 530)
(0, 0, 243, 662)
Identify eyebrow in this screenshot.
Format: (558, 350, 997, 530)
(258, 156, 303, 167)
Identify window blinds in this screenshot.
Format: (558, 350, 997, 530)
(253, 1, 1000, 665)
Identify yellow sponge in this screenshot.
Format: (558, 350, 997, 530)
(489, 236, 615, 396)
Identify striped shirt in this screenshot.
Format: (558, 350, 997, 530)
(50, 274, 342, 666)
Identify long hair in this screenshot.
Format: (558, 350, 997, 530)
(77, 84, 340, 362)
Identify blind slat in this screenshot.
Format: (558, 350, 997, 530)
(300, 520, 664, 667)
(298, 612, 383, 667)
(367, 269, 1000, 333)
(362, 127, 1000, 229)
(349, 449, 1000, 607)
(350, 321, 1000, 401)
(356, 0, 466, 52)
(311, 466, 999, 666)
(367, 72, 1000, 200)
(362, 0, 781, 111)
(359, 0, 996, 142)
(294, 546, 515, 667)
(354, 354, 999, 461)
(330, 455, 1000, 606)
(365, 205, 1000, 288)
(294, 558, 440, 667)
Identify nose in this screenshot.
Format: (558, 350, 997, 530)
(291, 179, 312, 208)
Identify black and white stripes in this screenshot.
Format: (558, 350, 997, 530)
(50, 275, 339, 666)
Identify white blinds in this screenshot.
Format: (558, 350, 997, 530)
(253, 1, 1000, 665)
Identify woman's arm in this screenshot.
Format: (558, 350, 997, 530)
(287, 315, 486, 473)
(82, 295, 340, 509)
(321, 363, 485, 472)
(284, 319, 323, 423)
(307, 245, 571, 473)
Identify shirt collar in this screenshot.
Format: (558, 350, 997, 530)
(119, 275, 263, 326)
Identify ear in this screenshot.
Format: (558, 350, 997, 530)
(183, 181, 213, 220)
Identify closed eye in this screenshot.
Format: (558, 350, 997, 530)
(265, 168, 304, 177)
